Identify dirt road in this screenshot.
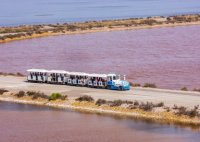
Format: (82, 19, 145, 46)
(1, 76, 200, 108)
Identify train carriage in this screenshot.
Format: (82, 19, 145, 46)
(67, 72, 88, 86)
(47, 70, 68, 84)
(87, 73, 107, 88)
(27, 69, 48, 83)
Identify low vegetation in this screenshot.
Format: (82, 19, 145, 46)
(134, 100, 139, 106)
(153, 102, 164, 107)
(0, 72, 24, 77)
(130, 82, 141, 87)
(26, 91, 48, 100)
(175, 106, 199, 118)
(193, 88, 200, 92)
(1, 90, 200, 127)
(95, 99, 107, 106)
(75, 95, 94, 102)
(138, 102, 154, 111)
(95, 99, 133, 107)
(13, 91, 67, 101)
(90, 97, 165, 112)
(109, 100, 124, 107)
(48, 93, 67, 101)
(164, 107, 171, 112)
(143, 83, 157, 88)
(0, 89, 9, 95)
(181, 87, 188, 91)
(1, 14, 200, 42)
(15, 91, 25, 97)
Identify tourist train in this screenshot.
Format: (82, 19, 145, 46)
(27, 69, 130, 91)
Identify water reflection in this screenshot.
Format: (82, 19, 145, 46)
(0, 101, 200, 142)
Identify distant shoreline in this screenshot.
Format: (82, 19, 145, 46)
(0, 14, 200, 43)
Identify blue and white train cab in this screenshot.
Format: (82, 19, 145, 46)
(107, 74, 130, 90)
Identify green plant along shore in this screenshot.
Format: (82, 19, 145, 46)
(0, 14, 200, 42)
(0, 89, 200, 130)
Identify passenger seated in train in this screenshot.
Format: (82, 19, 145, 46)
(79, 76, 87, 85)
(88, 77, 105, 87)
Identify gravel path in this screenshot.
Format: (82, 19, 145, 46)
(1, 76, 200, 108)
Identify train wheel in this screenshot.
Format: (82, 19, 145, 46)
(119, 86, 123, 91)
(107, 85, 111, 90)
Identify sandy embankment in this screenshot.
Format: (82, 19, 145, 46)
(0, 21, 200, 43)
(0, 93, 200, 128)
(1, 14, 200, 43)
(0, 75, 200, 128)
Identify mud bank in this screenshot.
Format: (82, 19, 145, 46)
(0, 92, 199, 130)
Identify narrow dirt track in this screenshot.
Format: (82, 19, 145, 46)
(1, 76, 200, 108)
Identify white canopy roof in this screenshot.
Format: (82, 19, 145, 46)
(68, 72, 88, 76)
(27, 69, 48, 73)
(27, 69, 118, 78)
(107, 73, 117, 77)
(48, 70, 68, 74)
(88, 73, 107, 78)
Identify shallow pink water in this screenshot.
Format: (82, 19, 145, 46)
(0, 25, 200, 89)
(0, 102, 199, 142)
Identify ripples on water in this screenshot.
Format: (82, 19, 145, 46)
(0, 101, 199, 142)
(0, 0, 200, 26)
(0, 25, 200, 89)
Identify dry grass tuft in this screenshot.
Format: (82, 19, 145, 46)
(0, 89, 9, 95)
(75, 95, 94, 102)
(143, 83, 157, 88)
(15, 91, 25, 97)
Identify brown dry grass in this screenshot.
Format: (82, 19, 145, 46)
(71, 101, 200, 127)
(1, 14, 200, 43)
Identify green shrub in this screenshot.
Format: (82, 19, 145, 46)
(0, 89, 9, 95)
(48, 93, 64, 101)
(75, 95, 94, 102)
(143, 83, 157, 88)
(15, 91, 25, 97)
